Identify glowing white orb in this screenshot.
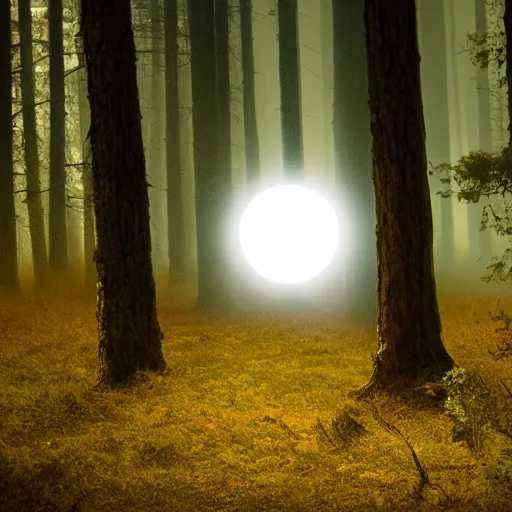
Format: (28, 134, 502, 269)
(239, 184, 340, 284)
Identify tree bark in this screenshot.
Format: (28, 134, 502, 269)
(49, 0, 69, 271)
(188, 0, 232, 309)
(357, 0, 454, 395)
(0, 0, 19, 290)
(240, 0, 260, 189)
(82, 0, 166, 385)
(164, 0, 186, 283)
(332, 0, 376, 326)
(18, 0, 48, 290)
(277, 0, 303, 177)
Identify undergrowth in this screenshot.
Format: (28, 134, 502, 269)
(0, 292, 511, 511)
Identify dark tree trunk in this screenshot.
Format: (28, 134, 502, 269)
(82, 0, 165, 386)
(357, 0, 454, 395)
(240, 0, 260, 188)
(277, 0, 303, 177)
(0, 0, 18, 289)
(18, 0, 48, 290)
(418, 0, 455, 274)
(188, 0, 232, 309)
(215, 0, 232, 181)
(164, 0, 186, 283)
(49, 0, 68, 271)
(505, 0, 512, 142)
(332, 0, 376, 326)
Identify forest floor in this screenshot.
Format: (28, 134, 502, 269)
(1, 286, 512, 511)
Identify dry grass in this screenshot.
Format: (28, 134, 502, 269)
(0, 288, 512, 511)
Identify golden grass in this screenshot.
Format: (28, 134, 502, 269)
(0, 289, 511, 511)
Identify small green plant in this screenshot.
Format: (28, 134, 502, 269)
(442, 368, 493, 456)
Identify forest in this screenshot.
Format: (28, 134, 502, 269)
(1, 0, 512, 510)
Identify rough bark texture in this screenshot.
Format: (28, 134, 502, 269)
(0, 0, 19, 289)
(188, 0, 232, 309)
(505, 0, 512, 141)
(82, 0, 165, 385)
(49, 0, 68, 271)
(358, 0, 454, 395)
(164, 0, 186, 283)
(418, 0, 455, 272)
(18, 0, 48, 290)
(332, 0, 376, 326)
(277, 0, 303, 177)
(240, 0, 260, 188)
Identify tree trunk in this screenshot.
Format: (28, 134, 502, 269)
(0, 0, 18, 290)
(505, 0, 512, 142)
(82, 0, 166, 386)
(332, 0, 376, 326)
(188, 0, 232, 309)
(49, 0, 69, 271)
(164, 0, 186, 283)
(18, 0, 48, 291)
(215, 0, 232, 185)
(357, 0, 454, 395)
(148, 0, 166, 270)
(240, 0, 260, 189)
(277, 0, 303, 177)
(418, 0, 455, 274)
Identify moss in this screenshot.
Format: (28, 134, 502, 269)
(0, 293, 511, 510)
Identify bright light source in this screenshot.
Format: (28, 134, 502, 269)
(239, 184, 340, 284)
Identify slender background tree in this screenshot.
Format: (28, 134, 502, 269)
(164, 0, 186, 284)
(49, 0, 68, 271)
(278, 0, 303, 177)
(240, 0, 260, 189)
(18, 0, 48, 291)
(0, 0, 18, 290)
(332, 0, 376, 326)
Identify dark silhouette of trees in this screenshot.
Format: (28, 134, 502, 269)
(164, 0, 186, 283)
(277, 0, 303, 177)
(215, 0, 232, 185)
(82, 0, 165, 385)
(0, 0, 18, 290)
(49, 0, 68, 271)
(240, 0, 260, 189)
(18, 0, 48, 291)
(188, 0, 232, 309)
(418, 0, 455, 274)
(357, 0, 454, 395)
(332, 0, 376, 326)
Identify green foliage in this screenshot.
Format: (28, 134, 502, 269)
(432, 147, 512, 282)
(443, 368, 493, 456)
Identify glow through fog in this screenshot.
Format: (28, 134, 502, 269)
(239, 184, 340, 284)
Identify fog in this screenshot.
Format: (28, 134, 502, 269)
(6, 0, 511, 303)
